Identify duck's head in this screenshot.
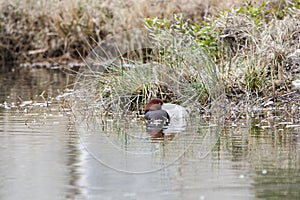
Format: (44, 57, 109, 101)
(144, 98, 170, 123)
(145, 98, 164, 112)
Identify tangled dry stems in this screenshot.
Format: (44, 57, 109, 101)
(211, 1, 300, 102)
(2, 0, 300, 117)
(0, 0, 243, 65)
(79, 0, 300, 115)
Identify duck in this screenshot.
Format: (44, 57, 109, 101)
(144, 98, 189, 137)
(144, 98, 190, 138)
(144, 98, 188, 124)
(144, 98, 170, 124)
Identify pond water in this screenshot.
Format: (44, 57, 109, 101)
(0, 67, 299, 200)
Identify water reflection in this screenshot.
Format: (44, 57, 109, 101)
(220, 122, 300, 199)
(0, 67, 83, 199)
(0, 67, 300, 199)
(145, 119, 176, 139)
(73, 113, 199, 174)
(0, 67, 74, 103)
(0, 105, 84, 200)
(146, 127, 164, 138)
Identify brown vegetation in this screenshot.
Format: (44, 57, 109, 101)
(0, 0, 244, 65)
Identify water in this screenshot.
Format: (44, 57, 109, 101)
(0, 67, 300, 199)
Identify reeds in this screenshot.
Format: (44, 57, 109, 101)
(76, 0, 300, 116)
(0, 0, 110, 64)
(76, 15, 224, 115)
(2, 0, 300, 117)
(213, 0, 300, 100)
(0, 0, 242, 65)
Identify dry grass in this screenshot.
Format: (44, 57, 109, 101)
(75, 19, 225, 115)
(0, 0, 245, 65)
(2, 0, 299, 118)
(212, 1, 300, 101)
(75, 0, 300, 117)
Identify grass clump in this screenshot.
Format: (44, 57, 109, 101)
(208, 0, 300, 100)
(2, 0, 300, 117)
(80, 0, 300, 115)
(77, 15, 224, 115)
(0, 0, 112, 65)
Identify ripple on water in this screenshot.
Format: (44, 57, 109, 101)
(1, 67, 300, 199)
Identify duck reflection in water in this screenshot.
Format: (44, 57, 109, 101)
(144, 98, 188, 138)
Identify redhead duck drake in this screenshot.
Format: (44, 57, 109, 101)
(144, 98, 170, 124)
(144, 98, 188, 137)
(144, 98, 188, 124)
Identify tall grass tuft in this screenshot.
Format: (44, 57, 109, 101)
(76, 0, 300, 116)
(76, 15, 224, 116)
(210, 0, 300, 101)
